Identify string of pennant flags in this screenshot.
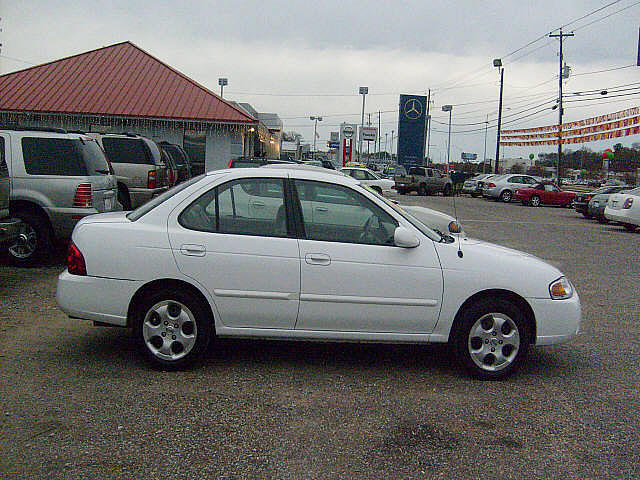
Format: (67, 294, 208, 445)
(501, 106, 640, 135)
(500, 106, 640, 146)
(500, 125, 640, 146)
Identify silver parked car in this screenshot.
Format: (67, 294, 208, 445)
(0, 140, 20, 249)
(93, 133, 169, 210)
(483, 174, 538, 202)
(1, 127, 120, 265)
(462, 173, 493, 197)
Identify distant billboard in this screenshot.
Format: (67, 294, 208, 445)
(461, 152, 477, 161)
(330, 131, 339, 142)
(397, 95, 427, 167)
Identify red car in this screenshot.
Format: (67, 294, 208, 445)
(514, 182, 576, 207)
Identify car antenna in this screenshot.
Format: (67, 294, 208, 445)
(450, 171, 463, 258)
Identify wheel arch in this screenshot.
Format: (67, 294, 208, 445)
(126, 278, 215, 331)
(9, 200, 54, 237)
(450, 289, 537, 344)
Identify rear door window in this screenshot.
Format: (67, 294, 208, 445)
(21, 137, 88, 176)
(101, 137, 153, 165)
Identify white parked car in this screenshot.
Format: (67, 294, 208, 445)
(483, 175, 538, 202)
(57, 167, 581, 379)
(604, 186, 640, 232)
(340, 167, 395, 194)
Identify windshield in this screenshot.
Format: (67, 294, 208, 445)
(363, 186, 442, 241)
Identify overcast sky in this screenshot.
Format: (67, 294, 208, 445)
(2, 0, 640, 160)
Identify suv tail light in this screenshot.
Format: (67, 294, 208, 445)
(148, 170, 157, 189)
(73, 183, 92, 208)
(623, 198, 634, 209)
(487, 182, 496, 188)
(67, 241, 87, 276)
(167, 168, 175, 185)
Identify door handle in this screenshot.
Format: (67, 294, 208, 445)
(180, 244, 206, 257)
(305, 253, 331, 265)
(315, 207, 329, 213)
(252, 202, 265, 208)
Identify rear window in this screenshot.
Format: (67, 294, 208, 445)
(77, 139, 111, 175)
(22, 137, 89, 176)
(127, 174, 204, 221)
(102, 137, 153, 165)
(162, 145, 188, 167)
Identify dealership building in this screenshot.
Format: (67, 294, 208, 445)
(0, 41, 282, 171)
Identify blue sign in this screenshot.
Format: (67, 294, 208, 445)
(397, 95, 427, 167)
(328, 141, 340, 149)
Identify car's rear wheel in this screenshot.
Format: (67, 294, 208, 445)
(117, 184, 132, 210)
(530, 195, 541, 207)
(135, 288, 213, 369)
(451, 298, 530, 379)
(7, 211, 52, 267)
(419, 184, 428, 196)
(500, 190, 512, 203)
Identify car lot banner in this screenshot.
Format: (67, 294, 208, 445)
(397, 94, 427, 167)
(500, 125, 640, 146)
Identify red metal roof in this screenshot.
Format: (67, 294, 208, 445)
(0, 41, 257, 124)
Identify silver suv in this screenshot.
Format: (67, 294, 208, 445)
(1, 127, 120, 265)
(0, 140, 20, 249)
(93, 133, 168, 210)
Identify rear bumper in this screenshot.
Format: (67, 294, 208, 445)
(604, 207, 639, 225)
(0, 218, 21, 248)
(56, 269, 141, 326)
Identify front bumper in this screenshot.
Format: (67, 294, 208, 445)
(529, 292, 581, 345)
(0, 218, 21, 248)
(56, 269, 142, 326)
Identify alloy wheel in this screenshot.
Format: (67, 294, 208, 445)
(142, 300, 198, 361)
(467, 313, 520, 372)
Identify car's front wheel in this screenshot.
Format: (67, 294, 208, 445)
(500, 190, 512, 203)
(7, 211, 52, 266)
(451, 298, 530, 379)
(529, 195, 541, 207)
(135, 288, 213, 369)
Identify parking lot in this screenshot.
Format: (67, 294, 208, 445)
(1, 194, 638, 479)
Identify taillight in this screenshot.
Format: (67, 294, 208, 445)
(488, 182, 496, 188)
(148, 170, 157, 189)
(67, 241, 87, 276)
(623, 198, 634, 209)
(168, 169, 175, 185)
(73, 183, 92, 208)
(585, 194, 593, 201)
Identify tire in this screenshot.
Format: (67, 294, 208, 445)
(451, 297, 531, 380)
(443, 184, 453, 196)
(499, 190, 512, 203)
(418, 184, 428, 196)
(529, 195, 541, 207)
(135, 288, 213, 370)
(117, 184, 132, 210)
(581, 212, 592, 219)
(597, 215, 609, 224)
(623, 223, 638, 232)
(7, 211, 52, 267)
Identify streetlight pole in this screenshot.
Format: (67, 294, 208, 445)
(359, 86, 368, 162)
(483, 113, 489, 173)
(385, 133, 388, 160)
(310, 116, 322, 157)
(493, 59, 504, 174)
(442, 105, 453, 172)
(218, 77, 228, 98)
(391, 130, 394, 161)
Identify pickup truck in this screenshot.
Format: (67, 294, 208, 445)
(394, 166, 454, 196)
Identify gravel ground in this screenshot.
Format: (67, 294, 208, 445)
(1, 194, 638, 479)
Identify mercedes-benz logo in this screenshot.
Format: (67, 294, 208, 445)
(404, 99, 423, 120)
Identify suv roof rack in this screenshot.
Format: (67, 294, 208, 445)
(102, 131, 139, 137)
(0, 124, 67, 134)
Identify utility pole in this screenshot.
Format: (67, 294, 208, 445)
(359, 87, 368, 162)
(425, 89, 431, 166)
(549, 28, 574, 183)
(385, 133, 388, 160)
(391, 130, 394, 161)
(493, 59, 504, 174)
(367, 113, 371, 158)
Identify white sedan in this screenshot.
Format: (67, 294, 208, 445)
(604, 186, 640, 232)
(57, 167, 581, 379)
(340, 167, 395, 194)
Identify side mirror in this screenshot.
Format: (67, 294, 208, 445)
(394, 227, 420, 248)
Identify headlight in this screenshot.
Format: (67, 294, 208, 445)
(549, 277, 573, 300)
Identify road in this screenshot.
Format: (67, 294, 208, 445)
(1, 194, 638, 479)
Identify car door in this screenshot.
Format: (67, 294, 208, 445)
(292, 179, 443, 334)
(544, 184, 560, 205)
(168, 175, 300, 330)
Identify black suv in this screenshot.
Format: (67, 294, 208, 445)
(159, 142, 192, 183)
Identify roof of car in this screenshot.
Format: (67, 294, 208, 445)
(212, 165, 356, 184)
